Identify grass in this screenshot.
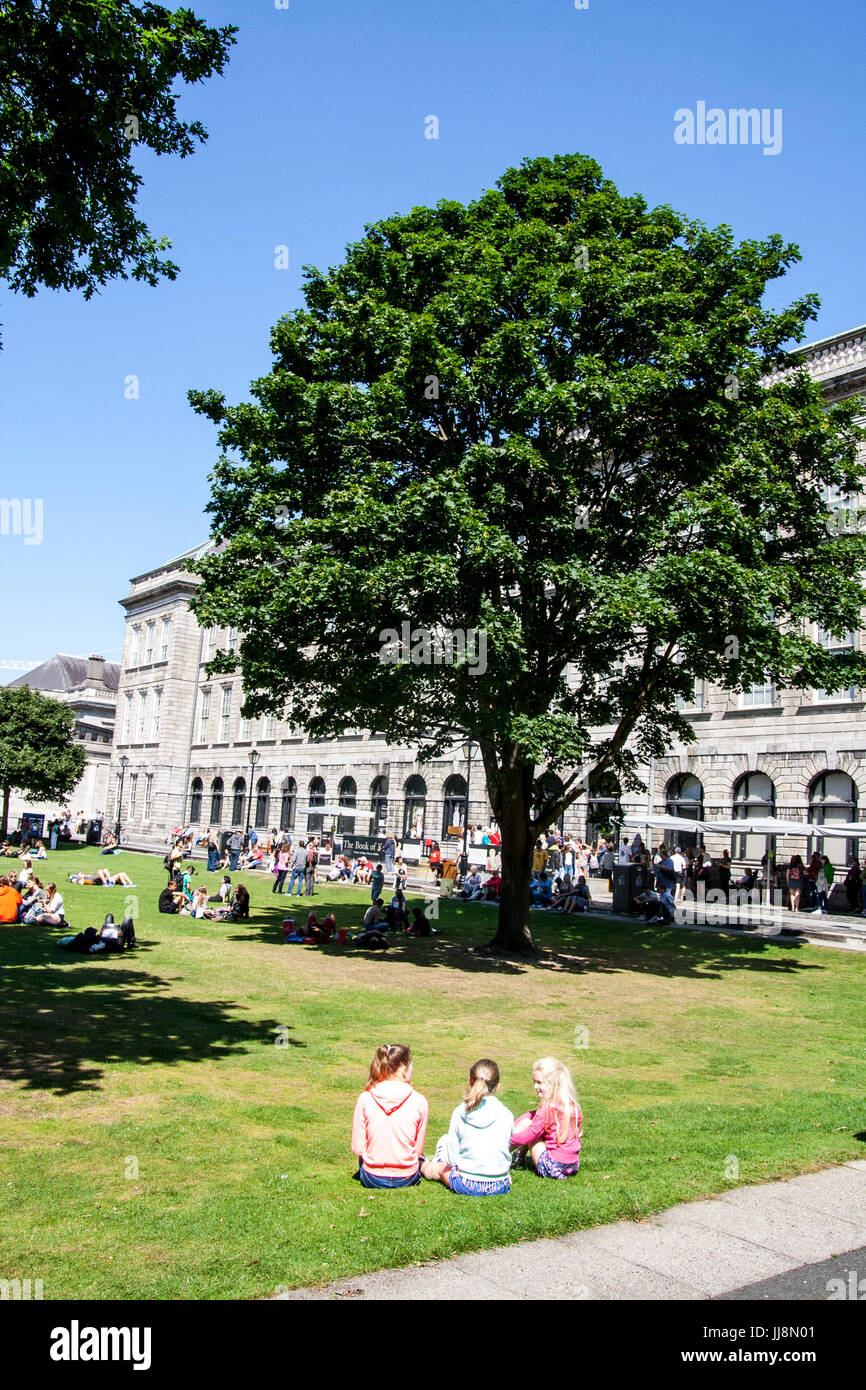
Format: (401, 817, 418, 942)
(1, 843, 865, 1300)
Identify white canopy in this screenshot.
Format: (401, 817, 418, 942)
(697, 817, 820, 837)
(622, 813, 698, 834)
(803, 821, 866, 839)
(295, 805, 377, 821)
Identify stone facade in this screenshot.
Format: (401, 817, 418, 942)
(110, 325, 866, 866)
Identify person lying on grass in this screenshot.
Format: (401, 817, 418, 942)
(68, 869, 136, 887)
(421, 1058, 514, 1196)
(511, 1057, 583, 1180)
(351, 1044, 428, 1188)
(304, 910, 336, 941)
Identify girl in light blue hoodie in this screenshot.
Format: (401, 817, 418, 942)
(421, 1059, 514, 1196)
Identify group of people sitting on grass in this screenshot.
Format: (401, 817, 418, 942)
(282, 898, 432, 946)
(0, 871, 66, 925)
(158, 867, 250, 922)
(351, 1047, 582, 1194)
(67, 868, 136, 887)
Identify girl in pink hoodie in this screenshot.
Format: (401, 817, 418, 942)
(351, 1044, 429, 1188)
(511, 1056, 583, 1179)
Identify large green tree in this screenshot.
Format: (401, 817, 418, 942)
(0, 0, 235, 314)
(0, 685, 87, 836)
(188, 153, 866, 953)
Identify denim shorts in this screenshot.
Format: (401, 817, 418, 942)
(448, 1170, 511, 1196)
(536, 1151, 581, 1180)
(358, 1162, 421, 1189)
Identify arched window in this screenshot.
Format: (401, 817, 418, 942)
(586, 773, 622, 842)
(280, 777, 297, 833)
(232, 777, 246, 827)
(809, 771, 858, 866)
(255, 777, 271, 828)
(307, 776, 326, 833)
(370, 775, 388, 835)
(189, 777, 203, 824)
(665, 774, 704, 850)
(535, 772, 566, 835)
(732, 772, 775, 860)
(210, 777, 224, 824)
(403, 775, 427, 840)
(442, 774, 468, 839)
(338, 776, 357, 836)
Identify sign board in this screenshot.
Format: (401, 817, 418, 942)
(338, 835, 384, 857)
(446, 825, 464, 837)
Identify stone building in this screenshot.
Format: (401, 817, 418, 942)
(110, 323, 866, 866)
(5, 653, 119, 828)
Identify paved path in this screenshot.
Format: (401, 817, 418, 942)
(278, 1161, 866, 1301)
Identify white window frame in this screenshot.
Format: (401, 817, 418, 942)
(740, 679, 774, 708)
(144, 621, 156, 664)
(219, 686, 232, 742)
(128, 773, 138, 819)
(130, 626, 141, 667)
(160, 617, 171, 662)
(136, 690, 148, 741)
(813, 627, 856, 703)
(198, 688, 211, 743)
(151, 688, 162, 741)
(143, 773, 153, 820)
(123, 692, 133, 741)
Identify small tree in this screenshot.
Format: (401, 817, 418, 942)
(0, 0, 236, 316)
(0, 686, 87, 837)
(188, 153, 866, 953)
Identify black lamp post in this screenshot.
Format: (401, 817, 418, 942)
(245, 748, 260, 837)
(115, 755, 129, 842)
(460, 739, 475, 878)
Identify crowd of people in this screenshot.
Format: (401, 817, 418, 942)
(351, 1047, 582, 1193)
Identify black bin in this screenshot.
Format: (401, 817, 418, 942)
(612, 862, 647, 914)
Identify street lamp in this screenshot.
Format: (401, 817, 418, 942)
(245, 748, 260, 837)
(460, 739, 475, 878)
(115, 755, 129, 843)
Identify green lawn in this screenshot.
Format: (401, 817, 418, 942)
(1, 843, 864, 1300)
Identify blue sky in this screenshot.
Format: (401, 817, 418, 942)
(1, 0, 863, 665)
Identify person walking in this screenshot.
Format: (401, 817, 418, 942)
(787, 854, 804, 913)
(272, 843, 290, 895)
(814, 854, 834, 915)
(304, 839, 318, 896)
(287, 840, 307, 897)
(382, 832, 396, 877)
(206, 832, 219, 874)
(228, 829, 242, 873)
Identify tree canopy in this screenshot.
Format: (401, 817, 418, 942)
(0, 0, 236, 309)
(0, 684, 87, 835)
(188, 152, 866, 952)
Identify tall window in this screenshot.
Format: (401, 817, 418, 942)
(228, 626, 238, 652)
(123, 692, 133, 741)
(264, 712, 276, 739)
(144, 773, 153, 820)
(809, 771, 858, 866)
(586, 773, 622, 842)
(280, 778, 297, 832)
(307, 776, 326, 833)
(814, 628, 856, 703)
(403, 776, 427, 839)
(665, 774, 704, 849)
(160, 617, 171, 662)
(442, 774, 468, 838)
(732, 772, 776, 859)
(255, 778, 271, 828)
(130, 626, 141, 667)
(338, 777, 357, 835)
(676, 679, 706, 712)
(370, 775, 388, 834)
(219, 686, 232, 741)
(190, 778, 203, 823)
(232, 778, 246, 826)
(198, 688, 211, 743)
(145, 622, 156, 664)
(151, 688, 162, 741)
(238, 714, 251, 741)
(128, 773, 138, 819)
(210, 777, 224, 823)
(136, 690, 148, 741)
(741, 679, 774, 708)
(206, 628, 217, 660)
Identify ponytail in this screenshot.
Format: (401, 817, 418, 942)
(366, 1043, 412, 1089)
(463, 1058, 500, 1113)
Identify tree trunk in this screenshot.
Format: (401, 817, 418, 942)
(0, 785, 9, 840)
(488, 771, 536, 954)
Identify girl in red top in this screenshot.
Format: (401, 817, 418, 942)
(511, 1056, 582, 1179)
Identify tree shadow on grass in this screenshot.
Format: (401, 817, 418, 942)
(0, 959, 305, 1095)
(223, 903, 826, 981)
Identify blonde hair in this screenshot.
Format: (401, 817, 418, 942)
(464, 1058, 499, 1113)
(532, 1056, 580, 1144)
(365, 1043, 412, 1090)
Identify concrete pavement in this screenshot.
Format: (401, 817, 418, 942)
(278, 1161, 866, 1301)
